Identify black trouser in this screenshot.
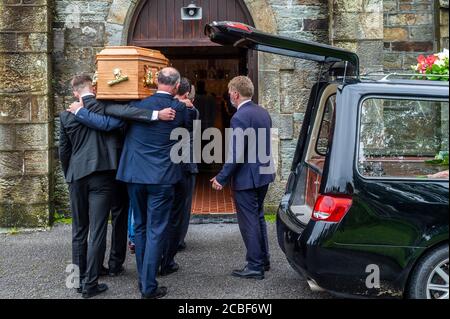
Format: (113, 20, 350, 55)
(69, 170, 115, 291)
(99, 180, 129, 272)
(179, 173, 196, 246)
(161, 172, 190, 270)
(233, 184, 270, 271)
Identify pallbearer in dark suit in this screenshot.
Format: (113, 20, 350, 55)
(211, 76, 275, 280)
(59, 75, 121, 298)
(66, 87, 177, 278)
(116, 68, 194, 299)
(160, 78, 199, 275)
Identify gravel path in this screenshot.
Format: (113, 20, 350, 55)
(0, 222, 332, 299)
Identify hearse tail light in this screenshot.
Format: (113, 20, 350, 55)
(311, 195, 353, 223)
(226, 22, 252, 33)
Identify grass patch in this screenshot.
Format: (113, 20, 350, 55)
(53, 213, 72, 225)
(7, 227, 19, 235)
(265, 214, 277, 223)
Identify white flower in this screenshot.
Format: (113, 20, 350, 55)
(435, 58, 446, 67)
(437, 48, 449, 61)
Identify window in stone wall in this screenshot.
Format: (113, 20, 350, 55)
(358, 98, 449, 179)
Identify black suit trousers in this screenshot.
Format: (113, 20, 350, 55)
(69, 170, 115, 290)
(98, 180, 129, 272)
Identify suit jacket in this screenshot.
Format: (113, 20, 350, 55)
(59, 100, 123, 183)
(216, 101, 276, 191)
(183, 107, 200, 174)
(116, 93, 195, 185)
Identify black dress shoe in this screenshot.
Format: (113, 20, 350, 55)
(159, 263, 179, 276)
(141, 286, 167, 299)
(232, 266, 264, 280)
(109, 266, 125, 277)
(264, 262, 271, 272)
(99, 266, 109, 277)
(82, 283, 108, 299)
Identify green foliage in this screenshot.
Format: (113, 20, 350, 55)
(425, 151, 449, 166)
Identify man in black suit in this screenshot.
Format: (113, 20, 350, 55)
(67, 81, 178, 279)
(60, 74, 176, 298)
(59, 74, 121, 298)
(160, 78, 199, 275)
(71, 68, 195, 298)
(211, 76, 275, 280)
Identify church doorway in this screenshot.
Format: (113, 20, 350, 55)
(128, 0, 257, 214)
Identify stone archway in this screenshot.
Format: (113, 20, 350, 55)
(104, 0, 277, 47)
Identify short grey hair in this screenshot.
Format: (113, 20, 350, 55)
(158, 67, 181, 87)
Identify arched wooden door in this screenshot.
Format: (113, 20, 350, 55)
(128, 1, 258, 214)
(127, 0, 258, 101)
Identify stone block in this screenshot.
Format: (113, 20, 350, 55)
(387, 13, 433, 26)
(441, 25, 449, 38)
(22, 0, 49, 5)
(359, 12, 384, 39)
(0, 124, 15, 150)
(280, 140, 298, 179)
(30, 95, 50, 123)
(265, 180, 286, 204)
(17, 33, 49, 52)
(363, 0, 383, 12)
(273, 5, 326, 19)
(0, 32, 16, 52)
(303, 18, 328, 31)
(105, 22, 123, 46)
(409, 25, 434, 41)
(440, 9, 449, 26)
(260, 52, 296, 71)
(0, 53, 50, 94)
(272, 113, 294, 140)
(0, 175, 49, 204)
(24, 150, 49, 175)
(383, 0, 398, 12)
(0, 203, 49, 227)
(332, 0, 364, 12)
(0, 6, 48, 32)
(15, 123, 48, 150)
(53, 159, 70, 217)
(384, 27, 409, 41)
(107, 0, 134, 25)
(65, 22, 105, 47)
(259, 71, 280, 112)
(277, 18, 303, 32)
(333, 12, 383, 40)
(0, 151, 23, 177)
(0, 94, 31, 123)
(384, 52, 404, 70)
(357, 40, 384, 70)
(391, 41, 434, 52)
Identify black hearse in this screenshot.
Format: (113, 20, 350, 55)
(206, 21, 449, 299)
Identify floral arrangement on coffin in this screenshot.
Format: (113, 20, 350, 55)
(411, 49, 449, 81)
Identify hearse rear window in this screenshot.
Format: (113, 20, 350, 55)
(358, 98, 449, 180)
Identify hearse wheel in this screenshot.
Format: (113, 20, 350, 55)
(408, 245, 449, 299)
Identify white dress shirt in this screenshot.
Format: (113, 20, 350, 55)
(237, 99, 252, 110)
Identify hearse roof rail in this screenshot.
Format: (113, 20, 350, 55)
(205, 21, 360, 77)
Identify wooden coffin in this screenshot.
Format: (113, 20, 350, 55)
(95, 46, 169, 100)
